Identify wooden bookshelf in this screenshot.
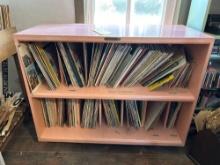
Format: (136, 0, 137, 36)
(0, 27, 16, 99)
(14, 24, 214, 146)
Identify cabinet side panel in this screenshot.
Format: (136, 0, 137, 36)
(176, 43, 213, 143)
(186, 44, 213, 98)
(15, 39, 45, 137)
(31, 98, 46, 132)
(175, 102, 194, 143)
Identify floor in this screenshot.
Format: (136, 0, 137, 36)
(2, 116, 193, 165)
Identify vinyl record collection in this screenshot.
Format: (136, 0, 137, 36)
(196, 69, 220, 109)
(20, 42, 193, 91)
(211, 40, 220, 57)
(197, 90, 220, 110)
(202, 70, 220, 89)
(40, 99, 182, 130)
(19, 42, 191, 131)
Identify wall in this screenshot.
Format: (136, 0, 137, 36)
(9, 0, 75, 31)
(209, 0, 220, 14)
(0, 0, 8, 5)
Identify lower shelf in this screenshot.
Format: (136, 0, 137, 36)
(38, 124, 183, 146)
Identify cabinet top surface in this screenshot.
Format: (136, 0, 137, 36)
(14, 24, 214, 43)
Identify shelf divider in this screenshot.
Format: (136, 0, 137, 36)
(31, 83, 195, 102)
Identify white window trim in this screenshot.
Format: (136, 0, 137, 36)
(84, 0, 181, 25)
(84, 0, 95, 24)
(126, 0, 131, 25)
(163, 0, 181, 25)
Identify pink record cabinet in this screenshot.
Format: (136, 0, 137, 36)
(14, 24, 214, 146)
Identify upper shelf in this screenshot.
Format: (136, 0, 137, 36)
(14, 24, 214, 44)
(0, 27, 17, 62)
(31, 83, 195, 102)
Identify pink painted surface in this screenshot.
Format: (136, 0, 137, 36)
(14, 24, 213, 43)
(39, 122, 183, 146)
(31, 83, 195, 102)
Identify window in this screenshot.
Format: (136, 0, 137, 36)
(85, 0, 180, 25)
(130, 0, 164, 25)
(94, 0, 127, 25)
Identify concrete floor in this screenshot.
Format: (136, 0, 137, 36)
(2, 118, 193, 165)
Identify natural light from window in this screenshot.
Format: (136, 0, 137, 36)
(94, 0, 165, 25)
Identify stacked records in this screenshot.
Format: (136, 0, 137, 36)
(41, 99, 79, 127)
(125, 100, 141, 128)
(23, 43, 192, 91)
(81, 100, 99, 128)
(40, 99, 182, 130)
(102, 100, 120, 127)
(202, 70, 220, 89)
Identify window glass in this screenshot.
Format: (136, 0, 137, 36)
(130, 0, 164, 25)
(94, 0, 127, 25)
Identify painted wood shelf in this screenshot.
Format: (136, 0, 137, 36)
(31, 83, 195, 102)
(14, 24, 214, 146)
(14, 24, 213, 44)
(39, 123, 183, 146)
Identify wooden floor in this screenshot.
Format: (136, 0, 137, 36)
(2, 117, 193, 165)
